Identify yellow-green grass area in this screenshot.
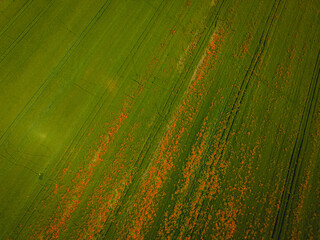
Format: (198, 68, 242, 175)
(0, 0, 319, 239)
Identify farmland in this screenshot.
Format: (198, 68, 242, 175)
(0, 0, 319, 239)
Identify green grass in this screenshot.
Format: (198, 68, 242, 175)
(0, 0, 319, 239)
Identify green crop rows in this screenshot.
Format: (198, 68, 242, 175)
(0, 0, 319, 239)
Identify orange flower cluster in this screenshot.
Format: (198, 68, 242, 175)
(159, 28, 227, 239)
(42, 106, 129, 239)
(123, 27, 227, 240)
(76, 122, 138, 239)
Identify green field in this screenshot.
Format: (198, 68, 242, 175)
(0, 0, 319, 239)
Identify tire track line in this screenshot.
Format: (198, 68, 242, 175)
(211, 0, 285, 165)
(180, 0, 286, 237)
(0, 0, 33, 39)
(272, 49, 320, 239)
(0, 0, 53, 64)
(0, 0, 111, 146)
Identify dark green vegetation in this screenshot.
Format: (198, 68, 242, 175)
(0, 0, 319, 239)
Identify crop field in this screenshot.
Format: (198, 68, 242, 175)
(0, 0, 319, 239)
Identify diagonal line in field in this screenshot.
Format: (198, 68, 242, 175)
(272, 49, 320, 239)
(0, 0, 111, 146)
